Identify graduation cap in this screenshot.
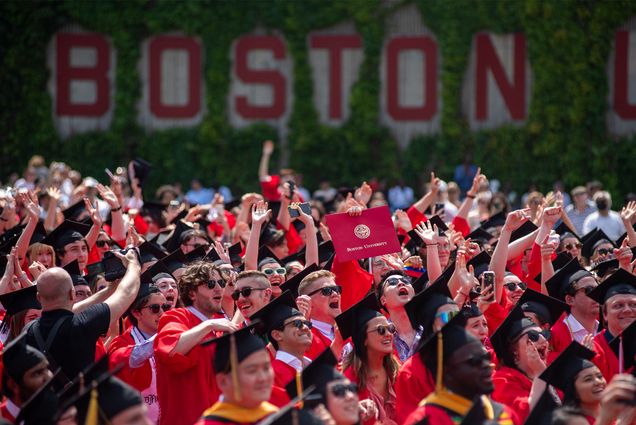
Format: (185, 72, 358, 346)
(591, 258, 619, 279)
(140, 259, 172, 284)
(555, 222, 579, 239)
(490, 305, 537, 366)
(404, 229, 425, 254)
(522, 389, 559, 425)
(128, 282, 155, 312)
(405, 271, 454, 333)
(544, 258, 593, 302)
(609, 319, 636, 372)
(467, 251, 492, 279)
(159, 249, 186, 274)
(63, 260, 88, 286)
(510, 220, 538, 242)
(258, 245, 281, 265)
(322, 252, 335, 272)
(533, 252, 572, 285)
(184, 245, 207, 263)
(539, 341, 596, 395)
(55, 354, 111, 408)
(616, 225, 636, 247)
(138, 241, 167, 265)
(518, 288, 568, 326)
(581, 229, 615, 259)
(580, 227, 597, 243)
(587, 268, 636, 305)
(128, 157, 152, 187)
(0, 225, 23, 251)
(41, 220, 91, 251)
(459, 396, 499, 425)
(161, 220, 197, 253)
(62, 199, 89, 221)
(140, 201, 167, 224)
(251, 290, 303, 338)
(285, 348, 343, 400)
(335, 293, 382, 357)
(86, 262, 105, 283)
(1, 332, 46, 382)
(256, 388, 323, 425)
(15, 370, 63, 425)
(0, 285, 41, 332)
(466, 227, 495, 245)
(29, 221, 48, 245)
(204, 322, 265, 371)
(428, 215, 449, 234)
(480, 211, 506, 230)
(260, 224, 286, 247)
(225, 198, 242, 211)
(280, 263, 319, 297)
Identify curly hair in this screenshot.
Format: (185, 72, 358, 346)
(179, 261, 218, 306)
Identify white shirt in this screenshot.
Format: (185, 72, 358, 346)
(311, 319, 335, 341)
(582, 211, 626, 241)
(564, 313, 599, 343)
(275, 350, 311, 371)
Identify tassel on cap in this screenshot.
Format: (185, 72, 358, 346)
(230, 333, 241, 401)
(436, 332, 443, 393)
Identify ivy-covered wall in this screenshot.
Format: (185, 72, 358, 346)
(1, 0, 635, 200)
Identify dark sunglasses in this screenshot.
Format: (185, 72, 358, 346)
(142, 303, 172, 314)
(596, 248, 612, 256)
(231, 287, 267, 301)
(383, 276, 412, 287)
(574, 285, 595, 296)
(564, 242, 582, 250)
(307, 285, 342, 297)
(282, 319, 313, 330)
(367, 323, 397, 336)
(263, 268, 286, 276)
(526, 329, 551, 342)
(96, 240, 111, 247)
(204, 279, 226, 289)
(330, 383, 358, 398)
(504, 282, 527, 291)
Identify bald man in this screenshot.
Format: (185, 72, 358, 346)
(25, 250, 141, 380)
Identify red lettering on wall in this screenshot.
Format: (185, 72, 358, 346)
(235, 36, 287, 119)
(614, 30, 636, 119)
(56, 33, 110, 116)
(309, 34, 362, 120)
(149, 35, 201, 118)
(475, 33, 526, 121)
(386, 37, 438, 121)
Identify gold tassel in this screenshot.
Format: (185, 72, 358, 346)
(295, 370, 303, 409)
(84, 386, 98, 425)
(230, 333, 241, 401)
(436, 332, 443, 393)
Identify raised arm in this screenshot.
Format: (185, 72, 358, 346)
(620, 201, 636, 247)
(539, 235, 556, 294)
(44, 187, 61, 232)
(413, 221, 442, 283)
(295, 204, 318, 266)
(244, 201, 271, 271)
(97, 183, 126, 241)
(15, 191, 40, 263)
(173, 318, 239, 356)
(507, 229, 539, 260)
(258, 140, 274, 180)
(411, 172, 440, 213)
(103, 250, 141, 329)
(84, 198, 103, 250)
(277, 181, 296, 231)
(455, 168, 485, 221)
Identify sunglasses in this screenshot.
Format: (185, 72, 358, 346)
(596, 248, 612, 256)
(435, 310, 459, 325)
(330, 383, 358, 398)
(525, 329, 551, 342)
(368, 323, 397, 336)
(564, 242, 582, 250)
(142, 303, 172, 314)
(231, 287, 267, 301)
(504, 282, 527, 291)
(204, 279, 226, 289)
(96, 240, 111, 247)
(383, 276, 412, 287)
(307, 285, 342, 297)
(185, 243, 209, 250)
(263, 267, 286, 276)
(574, 285, 595, 296)
(282, 319, 313, 330)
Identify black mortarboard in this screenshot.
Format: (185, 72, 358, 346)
(204, 323, 266, 374)
(161, 220, 196, 253)
(533, 252, 572, 285)
(41, 220, 90, 251)
(63, 260, 88, 286)
(410, 260, 454, 294)
(257, 390, 323, 425)
(267, 201, 282, 226)
(335, 293, 382, 342)
(225, 198, 242, 211)
(466, 227, 495, 244)
(0, 225, 23, 252)
(587, 268, 636, 304)
(258, 245, 281, 264)
(510, 221, 538, 242)
(405, 270, 454, 333)
(160, 249, 186, 274)
(128, 157, 152, 187)
(280, 263, 319, 298)
(609, 319, 636, 372)
(581, 229, 616, 259)
(404, 229, 425, 254)
(522, 389, 559, 425)
(591, 258, 619, 279)
(580, 228, 597, 243)
(169, 208, 188, 225)
(185, 245, 207, 263)
(138, 241, 167, 265)
(225, 242, 243, 265)
(129, 282, 154, 312)
(467, 251, 492, 279)
(555, 222, 579, 239)
(55, 355, 111, 408)
(15, 370, 62, 425)
(544, 258, 593, 302)
(0, 285, 41, 332)
(317, 240, 335, 265)
(518, 288, 568, 326)
(260, 224, 285, 247)
(251, 291, 302, 336)
(140, 259, 172, 284)
(480, 211, 506, 230)
(62, 199, 88, 221)
(86, 262, 104, 282)
(140, 201, 167, 224)
(428, 215, 449, 234)
(616, 226, 636, 247)
(2, 332, 46, 382)
(490, 305, 537, 366)
(30, 221, 48, 245)
(286, 348, 343, 399)
(322, 253, 335, 272)
(539, 341, 595, 394)
(459, 396, 498, 425)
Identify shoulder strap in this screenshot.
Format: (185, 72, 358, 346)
(28, 317, 72, 384)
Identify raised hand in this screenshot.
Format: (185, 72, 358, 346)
(354, 181, 372, 207)
(541, 205, 562, 227)
(251, 201, 272, 225)
(526, 340, 547, 378)
(467, 167, 486, 197)
(96, 183, 120, 209)
(296, 295, 312, 319)
(319, 222, 331, 241)
(85, 198, 103, 227)
(477, 282, 495, 312)
(213, 241, 231, 264)
(429, 172, 441, 194)
(614, 238, 633, 270)
(540, 234, 557, 260)
(207, 318, 239, 333)
(47, 186, 62, 203)
(344, 193, 364, 217)
(414, 221, 439, 245)
(503, 209, 531, 232)
(29, 261, 46, 280)
(621, 201, 636, 224)
(262, 140, 274, 156)
(395, 209, 412, 232)
(21, 191, 41, 219)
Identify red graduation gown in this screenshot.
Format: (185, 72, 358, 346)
(0, 400, 16, 424)
(305, 326, 332, 360)
(272, 359, 297, 388)
(592, 330, 619, 383)
(394, 354, 435, 425)
(108, 328, 152, 392)
(491, 366, 532, 423)
(405, 402, 516, 425)
(330, 255, 373, 312)
(154, 308, 220, 425)
(550, 318, 573, 359)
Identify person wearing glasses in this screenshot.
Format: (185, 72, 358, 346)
(298, 270, 344, 360)
(375, 270, 420, 362)
(154, 261, 239, 425)
(233, 270, 273, 322)
(179, 229, 210, 255)
(258, 257, 287, 299)
(251, 291, 313, 388)
(559, 232, 583, 262)
(490, 305, 551, 423)
(109, 283, 169, 424)
(338, 294, 398, 425)
(152, 272, 179, 309)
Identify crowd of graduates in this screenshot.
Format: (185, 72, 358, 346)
(0, 141, 635, 425)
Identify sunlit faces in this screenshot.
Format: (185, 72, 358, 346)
(433, 303, 459, 333)
(513, 326, 549, 366)
(154, 276, 178, 308)
(437, 236, 451, 269)
(592, 242, 615, 264)
(110, 403, 153, 425)
(574, 366, 606, 405)
(567, 276, 599, 316)
(379, 275, 414, 310)
(326, 379, 359, 425)
(234, 277, 271, 319)
(132, 293, 168, 335)
(364, 316, 395, 355)
(560, 236, 582, 260)
(371, 257, 402, 286)
(603, 294, 636, 335)
(35, 249, 54, 268)
(190, 269, 225, 316)
(260, 262, 285, 298)
(217, 350, 274, 409)
(306, 277, 341, 322)
(503, 275, 525, 306)
(271, 314, 313, 354)
(465, 315, 489, 342)
(59, 240, 89, 271)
